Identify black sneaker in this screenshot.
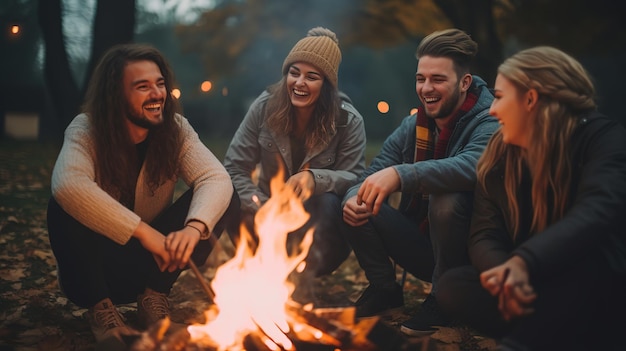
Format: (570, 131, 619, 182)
(400, 294, 449, 336)
(354, 283, 404, 318)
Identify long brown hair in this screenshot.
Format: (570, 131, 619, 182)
(264, 76, 340, 151)
(477, 46, 596, 236)
(81, 43, 183, 206)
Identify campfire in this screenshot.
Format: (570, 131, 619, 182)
(122, 169, 426, 351)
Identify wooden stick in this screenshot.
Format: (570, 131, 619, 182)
(188, 259, 215, 302)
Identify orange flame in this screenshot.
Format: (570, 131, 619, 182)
(187, 167, 314, 350)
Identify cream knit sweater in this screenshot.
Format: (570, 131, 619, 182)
(51, 113, 233, 245)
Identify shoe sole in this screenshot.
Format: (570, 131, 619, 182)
(399, 325, 439, 337)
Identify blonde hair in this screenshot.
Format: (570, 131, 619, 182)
(477, 46, 596, 236)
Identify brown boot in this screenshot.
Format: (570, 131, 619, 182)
(86, 298, 137, 342)
(137, 288, 170, 328)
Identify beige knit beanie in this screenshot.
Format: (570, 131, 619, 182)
(282, 27, 342, 88)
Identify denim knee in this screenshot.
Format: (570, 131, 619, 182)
(428, 192, 472, 226)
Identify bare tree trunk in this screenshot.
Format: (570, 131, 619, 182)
(82, 0, 136, 90)
(38, 0, 81, 130)
(434, 0, 502, 85)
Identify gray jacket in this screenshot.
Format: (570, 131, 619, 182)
(224, 90, 367, 211)
(344, 75, 499, 213)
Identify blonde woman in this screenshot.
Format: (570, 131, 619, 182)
(436, 46, 626, 350)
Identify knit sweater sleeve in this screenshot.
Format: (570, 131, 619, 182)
(176, 116, 233, 235)
(51, 114, 141, 245)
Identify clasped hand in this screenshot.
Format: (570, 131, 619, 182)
(343, 167, 400, 226)
(480, 256, 537, 321)
(161, 225, 201, 272)
(135, 221, 201, 273)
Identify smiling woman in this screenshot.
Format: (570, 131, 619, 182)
(436, 46, 626, 351)
(223, 27, 367, 304)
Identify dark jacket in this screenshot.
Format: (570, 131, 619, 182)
(469, 113, 626, 280)
(344, 75, 499, 214)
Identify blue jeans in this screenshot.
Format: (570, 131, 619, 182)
(343, 192, 472, 293)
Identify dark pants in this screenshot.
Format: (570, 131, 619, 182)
(342, 192, 472, 293)
(289, 192, 352, 277)
(46, 189, 240, 308)
(436, 256, 626, 351)
(230, 192, 351, 277)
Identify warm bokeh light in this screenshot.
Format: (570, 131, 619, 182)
(200, 80, 212, 92)
(377, 101, 390, 114)
(11, 25, 20, 35)
(410, 107, 418, 115)
(222, 87, 229, 96)
(171, 89, 181, 99)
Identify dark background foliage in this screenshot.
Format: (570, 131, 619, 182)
(1, 0, 625, 143)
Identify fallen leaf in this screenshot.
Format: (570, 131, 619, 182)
(0, 268, 26, 281)
(431, 327, 463, 343)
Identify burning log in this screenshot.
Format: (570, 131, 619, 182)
(285, 300, 353, 345)
(112, 304, 434, 351)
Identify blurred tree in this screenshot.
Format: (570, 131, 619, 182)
(38, 0, 81, 129)
(82, 0, 135, 89)
(38, 0, 136, 130)
(495, 0, 626, 55)
(493, 0, 626, 124)
(432, 0, 502, 85)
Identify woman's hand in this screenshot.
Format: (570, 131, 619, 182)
(480, 256, 537, 321)
(286, 171, 315, 201)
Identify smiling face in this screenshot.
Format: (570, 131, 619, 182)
(123, 60, 166, 133)
(286, 62, 324, 115)
(415, 55, 470, 124)
(490, 74, 534, 148)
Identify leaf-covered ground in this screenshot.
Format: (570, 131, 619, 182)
(0, 140, 496, 351)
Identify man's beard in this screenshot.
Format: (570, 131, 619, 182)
(126, 105, 164, 130)
(425, 86, 461, 120)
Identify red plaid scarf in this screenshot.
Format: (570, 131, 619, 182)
(408, 91, 478, 233)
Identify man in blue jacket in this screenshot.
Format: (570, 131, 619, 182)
(341, 28, 499, 336)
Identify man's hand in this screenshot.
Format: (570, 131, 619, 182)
(133, 221, 171, 272)
(356, 167, 401, 215)
(164, 223, 203, 272)
(480, 256, 537, 321)
(342, 195, 372, 226)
